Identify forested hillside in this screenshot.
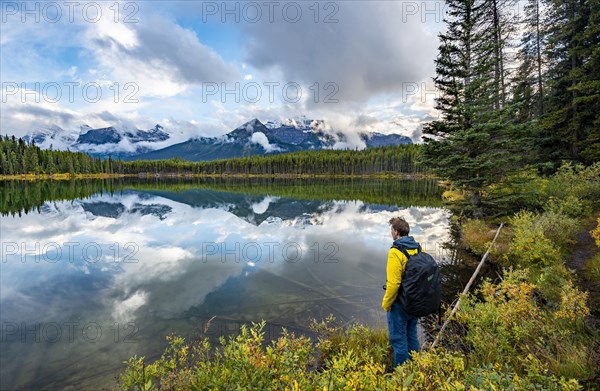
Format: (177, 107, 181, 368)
(0, 136, 112, 175)
(120, 144, 423, 176)
(0, 138, 423, 177)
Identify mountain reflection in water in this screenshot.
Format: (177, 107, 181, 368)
(0, 179, 451, 390)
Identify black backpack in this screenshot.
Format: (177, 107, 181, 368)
(392, 245, 441, 317)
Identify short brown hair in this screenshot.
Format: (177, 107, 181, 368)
(389, 217, 410, 236)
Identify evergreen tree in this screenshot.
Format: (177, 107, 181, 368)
(480, 0, 515, 111)
(538, 0, 598, 166)
(572, 0, 600, 163)
(26, 147, 40, 174)
(66, 155, 75, 176)
(46, 154, 56, 174)
(9, 151, 18, 174)
(423, 0, 520, 214)
(0, 151, 8, 175)
(511, 0, 546, 124)
(427, 0, 480, 135)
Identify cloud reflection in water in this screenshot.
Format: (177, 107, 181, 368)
(0, 189, 449, 390)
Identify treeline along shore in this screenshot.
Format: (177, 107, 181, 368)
(0, 135, 425, 179)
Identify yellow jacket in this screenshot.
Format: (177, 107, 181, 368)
(382, 247, 420, 311)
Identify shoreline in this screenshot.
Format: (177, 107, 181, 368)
(0, 172, 434, 181)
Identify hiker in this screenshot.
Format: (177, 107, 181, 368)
(382, 216, 421, 367)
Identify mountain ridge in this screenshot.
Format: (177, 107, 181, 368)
(22, 117, 412, 161)
(129, 118, 412, 161)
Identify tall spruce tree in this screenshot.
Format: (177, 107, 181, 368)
(539, 0, 599, 166)
(507, 0, 547, 166)
(423, 0, 520, 215)
(480, 0, 516, 111)
(571, 0, 600, 163)
(513, 0, 545, 121)
(0, 151, 8, 175)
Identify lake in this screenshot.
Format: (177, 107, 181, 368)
(0, 178, 465, 390)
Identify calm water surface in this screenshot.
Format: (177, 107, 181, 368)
(0, 179, 453, 390)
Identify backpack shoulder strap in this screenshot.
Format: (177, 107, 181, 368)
(391, 244, 423, 259)
(391, 244, 412, 259)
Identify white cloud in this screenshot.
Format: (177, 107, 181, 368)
(85, 13, 239, 98)
(250, 131, 281, 152)
(243, 2, 439, 105)
(0, 1, 441, 144)
(112, 290, 147, 323)
(251, 196, 280, 215)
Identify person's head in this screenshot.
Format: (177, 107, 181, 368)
(389, 217, 410, 239)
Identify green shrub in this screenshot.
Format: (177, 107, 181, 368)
(544, 194, 593, 219)
(461, 219, 494, 256)
(537, 209, 580, 248)
(462, 361, 581, 390)
(544, 163, 600, 211)
(118, 322, 316, 391)
(454, 270, 541, 369)
(311, 315, 391, 370)
(506, 211, 562, 268)
(535, 263, 574, 305)
(117, 316, 584, 390)
(483, 167, 548, 213)
(394, 350, 468, 390)
(481, 162, 600, 217)
(450, 269, 594, 383)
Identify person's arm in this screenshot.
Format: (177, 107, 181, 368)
(381, 249, 407, 311)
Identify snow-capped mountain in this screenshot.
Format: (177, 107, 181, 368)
(22, 125, 80, 150)
(23, 124, 174, 156)
(264, 117, 328, 132)
(131, 117, 412, 162)
(22, 117, 412, 161)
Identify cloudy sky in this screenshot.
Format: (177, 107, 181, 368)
(0, 1, 446, 141)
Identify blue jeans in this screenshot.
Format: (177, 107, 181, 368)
(387, 301, 419, 367)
